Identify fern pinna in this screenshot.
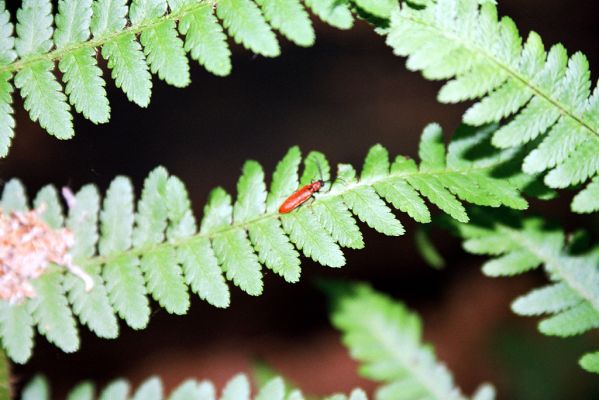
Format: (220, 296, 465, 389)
(340, 0, 599, 214)
(0, 123, 526, 364)
(19, 373, 368, 400)
(0, 0, 354, 158)
(331, 283, 496, 400)
(454, 210, 599, 374)
(16, 282, 500, 399)
(1, 0, 597, 216)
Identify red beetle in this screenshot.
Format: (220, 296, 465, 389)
(278, 180, 325, 214)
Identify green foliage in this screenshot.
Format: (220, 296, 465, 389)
(330, 283, 495, 400)
(348, 0, 599, 213)
(0, 125, 526, 363)
(19, 373, 367, 400)
(0, 349, 9, 400)
(456, 211, 599, 373)
(0, 0, 353, 158)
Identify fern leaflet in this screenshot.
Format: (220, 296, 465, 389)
(456, 211, 599, 373)
(0, 124, 526, 363)
(330, 283, 496, 400)
(19, 373, 368, 400)
(0, 0, 352, 158)
(346, 0, 599, 213)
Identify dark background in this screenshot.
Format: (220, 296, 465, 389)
(4, 1, 599, 398)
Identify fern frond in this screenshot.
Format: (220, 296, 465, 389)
(330, 283, 495, 400)
(369, 0, 599, 212)
(20, 373, 368, 400)
(304, 0, 354, 30)
(0, 0, 350, 158)
(456, 211, 599, 373)
(254, 0, 315, 47)
(0, 126, 526, 363)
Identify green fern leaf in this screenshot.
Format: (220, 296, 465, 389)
(15, 0, 53, 56)
(55, 0, 109, 122)
(457, 212, 599, 372)
(54, 0, 92, 47)
(481, 250, 540, 276)
(133, 376, 162, 400)
(129, 0, 165, 22)
(90, 0, 127, 37)
(28, 270, 79, 353)
(255, 0, 315, 47)
(98, 177, 135, 256)
(266, 146, 301, 213)
(104, 255, 150, 329)
(0, 131, 527, 362)
(0, 164, 26, 204)
(382, 0, 599, 211)
(304, 0, 353, 30)
(102, 34, 153, 107)
(66, 381, 94, 400)
(22, 373, 367, 400)
(221, 374, 250, 400)
(353, 0, 394, 19)
(59, 48, 110, 124)
(331, 283, 485, 400)
(312, 197, 365, 250)
(438, 63, 506, 103)
(472, 385, 496, 400)
(92, 0, 152, 106)
(572, 176, 599, 213)
(166, 176, 197, 241)
(15, 60, 73, 139)
(169, 380, 206, 400)
(544, 139, 599, 188)
(201, 188, 263, 295)
(15, 0, 73, 138)
(523, 119, 588, 175)
(580, 352, 599, 374)
(0, 1, 15, 158)
(256, 377, 285, 400)
(340, 165, 404, 236)
(539, 302, 599, 337)
(134, 169, 189, 312)
(65, 185, 117, 338)
(406, 174, 468, 223)
(277, 150, 347, 266)
(64, 268, 119, 339)
(511, 283, 582, 316)
(282, 208, 345, 268)
(375, 178, 431, 223)
(250, 219, 302, 282)
(98, 177, 150, 328)
(33, 185, 64, 228)
(288, 390, 305, 400)
(361, 143, 389, 181)
(178, 238, 230, 307)
(132, 0, 191, 87)
(99, 379, 129, 400)
(216, 0, 280, 57)
(68, 185, 100, 259)
(0, 1, 15, 66)
(234, 161, 267, 222)
(134, 167, 169, 247)
(0, 301, 34, 364)
(0, 71, 13, 157)
(143, 247, 190, 314)
(418, 123, 446, 171)
(22, 375, 49, 400)
(177, 3, 231, 76)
